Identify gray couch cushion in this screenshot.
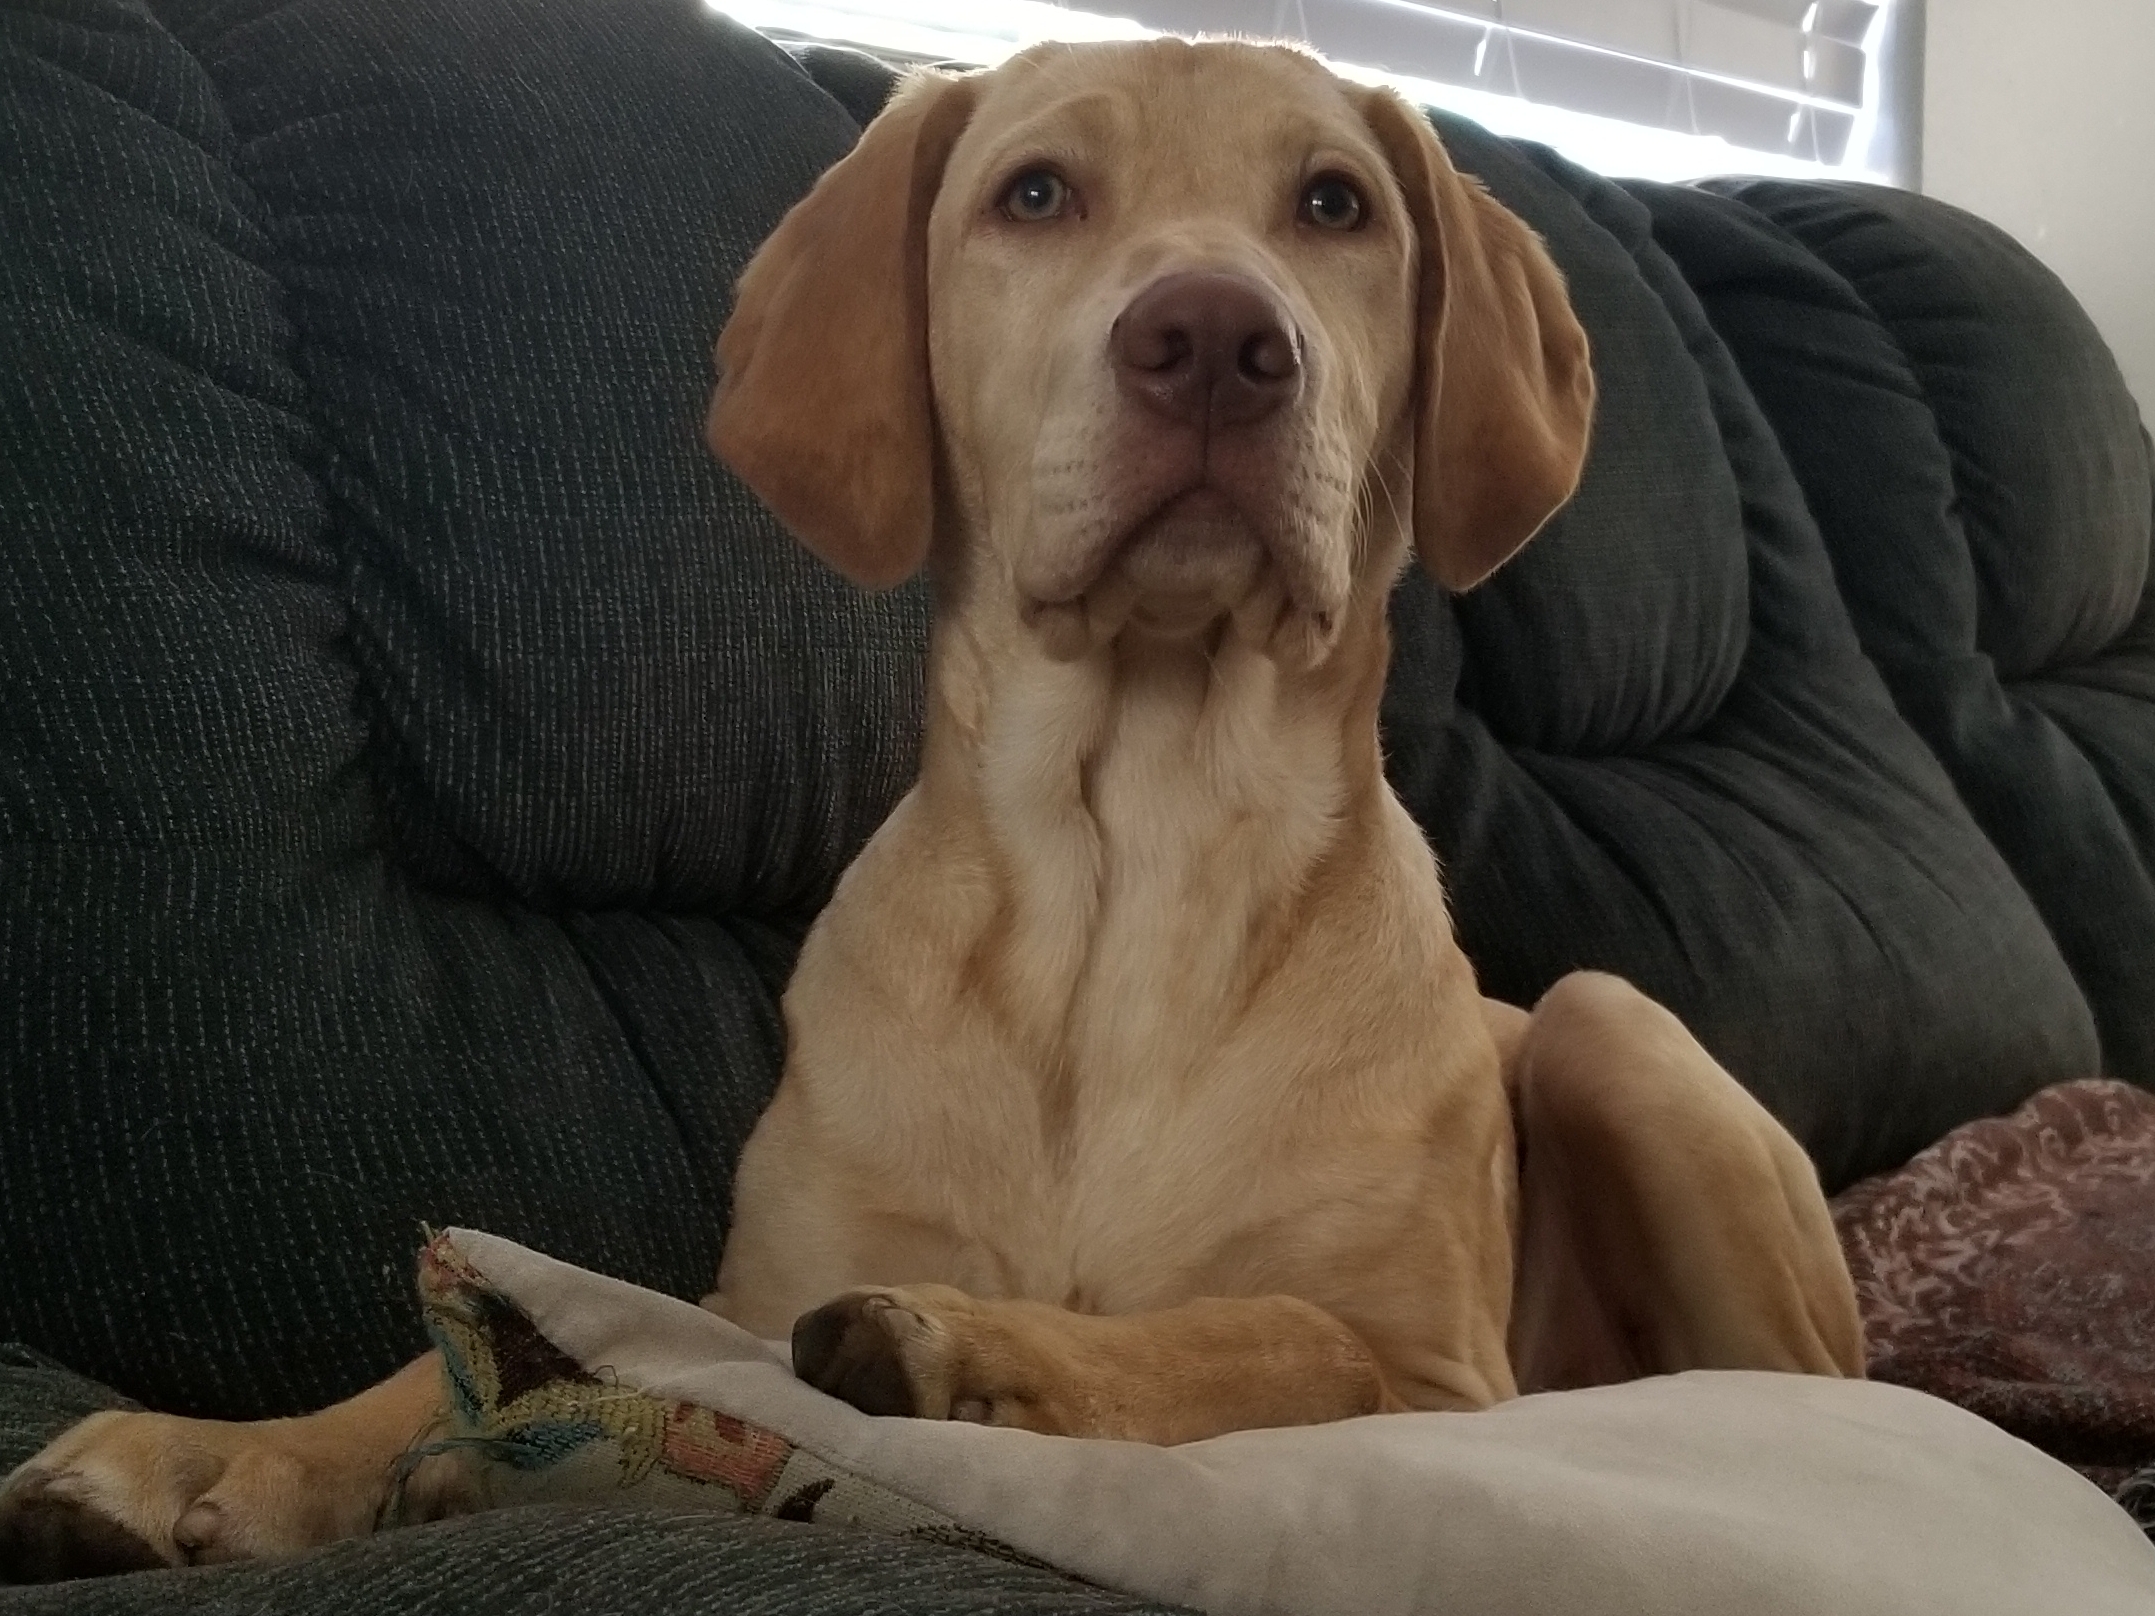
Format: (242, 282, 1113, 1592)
(1, 0, 911, 1423)
(1650, 178, 2155, 1087)
(1378, 125, 2098, 1192)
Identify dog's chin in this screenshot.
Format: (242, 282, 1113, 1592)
(1021, 489, 1342, 666)
(1116, 488, 1266, 631)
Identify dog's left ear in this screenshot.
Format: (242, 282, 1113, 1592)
(706, 71, 978, 590)
(1358, 91, 1595, 593)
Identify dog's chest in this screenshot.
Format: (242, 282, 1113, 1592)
(1016, 1053, 1293, 1308)
(763, 643, 1485, 1315)
(930, 999, 1471, 1316)
(933, 821, 1462, 1313)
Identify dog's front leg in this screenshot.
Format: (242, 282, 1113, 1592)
(0, 1352, 472, 1581)
(790, 1286, 1390, 1444)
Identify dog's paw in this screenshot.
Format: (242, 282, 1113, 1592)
(0, 1410, 381, 1583)
(791, 1285, 1060, 1431)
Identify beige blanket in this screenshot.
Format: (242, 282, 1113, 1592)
(426, 1228, 2155, 1616)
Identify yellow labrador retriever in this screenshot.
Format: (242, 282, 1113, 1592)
(0, 38, 1861, 1577)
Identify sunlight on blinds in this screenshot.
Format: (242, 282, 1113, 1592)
(708, 0, 1898, 181)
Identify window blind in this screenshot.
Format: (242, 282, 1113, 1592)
(1058, 0, 1882, 164)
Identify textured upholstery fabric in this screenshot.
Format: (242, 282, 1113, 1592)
(0, 1350, 135, 1471)
(1644, 179, 2155, 1087)
(0, 1513, 1183, 1616)
(1379, 123, 2097, 1191)
(0, 0, 921, 1424)
(787, 41, 903, 127)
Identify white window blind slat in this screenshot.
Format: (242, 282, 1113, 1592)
(1081, 0, 1882, 163)
(710, 0, 1903, 175)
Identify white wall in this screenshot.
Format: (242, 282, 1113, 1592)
(1922, 0, 2155, 416)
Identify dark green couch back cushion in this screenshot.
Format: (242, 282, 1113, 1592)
(1, 0, 899, 1419)
(0, 1, 2107, 1421)
(203, 0, 928, 916)
(1378, 123, 2096, 1189)
(1649, 179, 2155, 1088)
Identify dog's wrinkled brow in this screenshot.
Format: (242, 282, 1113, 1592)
(960, 75, 1389, 220)
(965, 90, 1123, 186)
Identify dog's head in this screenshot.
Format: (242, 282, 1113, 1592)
(708, 40, 1592, 660)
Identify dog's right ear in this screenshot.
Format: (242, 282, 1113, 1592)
(706, 72, 977, 590)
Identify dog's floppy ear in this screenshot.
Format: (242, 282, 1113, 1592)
(706, 71, 977, 590)
(1359, 91, 1595, 593)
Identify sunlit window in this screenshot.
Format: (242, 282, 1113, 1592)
(709, 0, 1900, 183)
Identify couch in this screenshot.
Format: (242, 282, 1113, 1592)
(2, 0, 2150, 1608)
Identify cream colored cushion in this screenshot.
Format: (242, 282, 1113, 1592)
(423, 1228, 2155, 1616)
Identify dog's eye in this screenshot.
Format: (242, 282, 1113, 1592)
(1299, 175, 1366, 232)
(1001, 168, 1072, 222)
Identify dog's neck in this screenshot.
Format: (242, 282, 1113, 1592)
(913, 556, 1402, 1096)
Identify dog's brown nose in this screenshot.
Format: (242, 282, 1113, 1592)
(1111, 272, 1300, 429)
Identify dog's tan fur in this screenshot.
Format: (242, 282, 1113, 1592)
(0, 40, 1861, 1577)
